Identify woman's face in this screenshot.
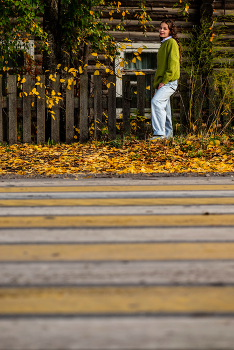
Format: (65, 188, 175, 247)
(159, 23, 170, 39)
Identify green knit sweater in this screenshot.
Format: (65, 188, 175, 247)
(153, 38, 180, 90)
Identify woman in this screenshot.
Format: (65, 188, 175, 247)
(150, 19, 181, 140)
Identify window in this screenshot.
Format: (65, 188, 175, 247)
(124, 51, 157, 99)
(8, 51, 24, 68)
(0, 40, 34, 69)
(115, 42, 160, 97)
(125, 52, 157, 71)
(115, 42, 160, 116)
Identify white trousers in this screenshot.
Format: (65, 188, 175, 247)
(151, 80, 178, 138)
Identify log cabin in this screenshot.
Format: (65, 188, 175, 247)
(7, 0, 233, 75)
(1, 0, 233, 144)
(80, 0, 232, 106)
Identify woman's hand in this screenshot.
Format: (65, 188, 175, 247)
(158, 82, 165, 89)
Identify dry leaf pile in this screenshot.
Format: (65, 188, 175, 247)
(0, 136, 234, 176)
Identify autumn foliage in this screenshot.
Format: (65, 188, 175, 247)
(1, 135, 234, 176)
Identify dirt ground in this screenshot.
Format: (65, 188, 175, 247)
(0, 172, 234, 180)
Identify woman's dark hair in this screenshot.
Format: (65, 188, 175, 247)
(160, 19, 182, 62)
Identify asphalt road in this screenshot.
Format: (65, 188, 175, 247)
(1, 176, 234, 350)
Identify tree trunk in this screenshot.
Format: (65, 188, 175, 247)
(43, 0, 63, 72)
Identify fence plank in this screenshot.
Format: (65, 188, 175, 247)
(80, 75, 89, 143)
(0, 76, 3, 143)
(122, 75, 131, 134)
(51, 75, 60, 143)
(8, 75, 17, 145)
(37, 75, 45, 144)
(137, 75, 146, 139)
(94, 75, 102, 140)
(137, 75, 145, 117)
(108, 75, 116, 140)
(179, 75, 189, 133)
(66, 78, 74, 143)
(23, 75, 31, 143)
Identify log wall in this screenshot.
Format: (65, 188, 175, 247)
(88, 0, 234, 84)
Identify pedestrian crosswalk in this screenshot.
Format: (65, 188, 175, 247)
(1, 177, 234, 349)
(1, 214, 234, 228)
(1, 286, 234, 315)
(1, 242, 234, 261)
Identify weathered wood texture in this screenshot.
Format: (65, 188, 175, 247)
(80, 75, 89, 143)
(0, 76, 2, 143)
(103, 0, 201, 44)
(89, 0, 234, 72)
(51, 75, 60, 143)
(108, 75, 116, 140)
(94, 75, 103, 140)
(0, 74, 231, 144)
(66, 78, 74, 144)
(23, 75, 31, 143)
(85, 0, 203, 74)
(8, 75, 17, 145)
(137, 75, 145, 117)
(37, 75, 45, 144)
(137, 75, 146, 139)
(122, 75, 131, 134)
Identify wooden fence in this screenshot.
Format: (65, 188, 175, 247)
(1, 73, 230, 145)
(0, 74, 185, 145)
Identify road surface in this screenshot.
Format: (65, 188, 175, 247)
(0, 176, 234, 349)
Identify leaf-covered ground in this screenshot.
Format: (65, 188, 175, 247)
(1, 135, 234, 176)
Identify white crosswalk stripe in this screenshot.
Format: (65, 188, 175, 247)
(0, 177, 234, 349)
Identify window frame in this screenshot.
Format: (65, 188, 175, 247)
(1, 39, 34, 69)
(115, 42, 160, 97)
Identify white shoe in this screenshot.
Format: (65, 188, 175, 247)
(149, 135, 166, 141)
